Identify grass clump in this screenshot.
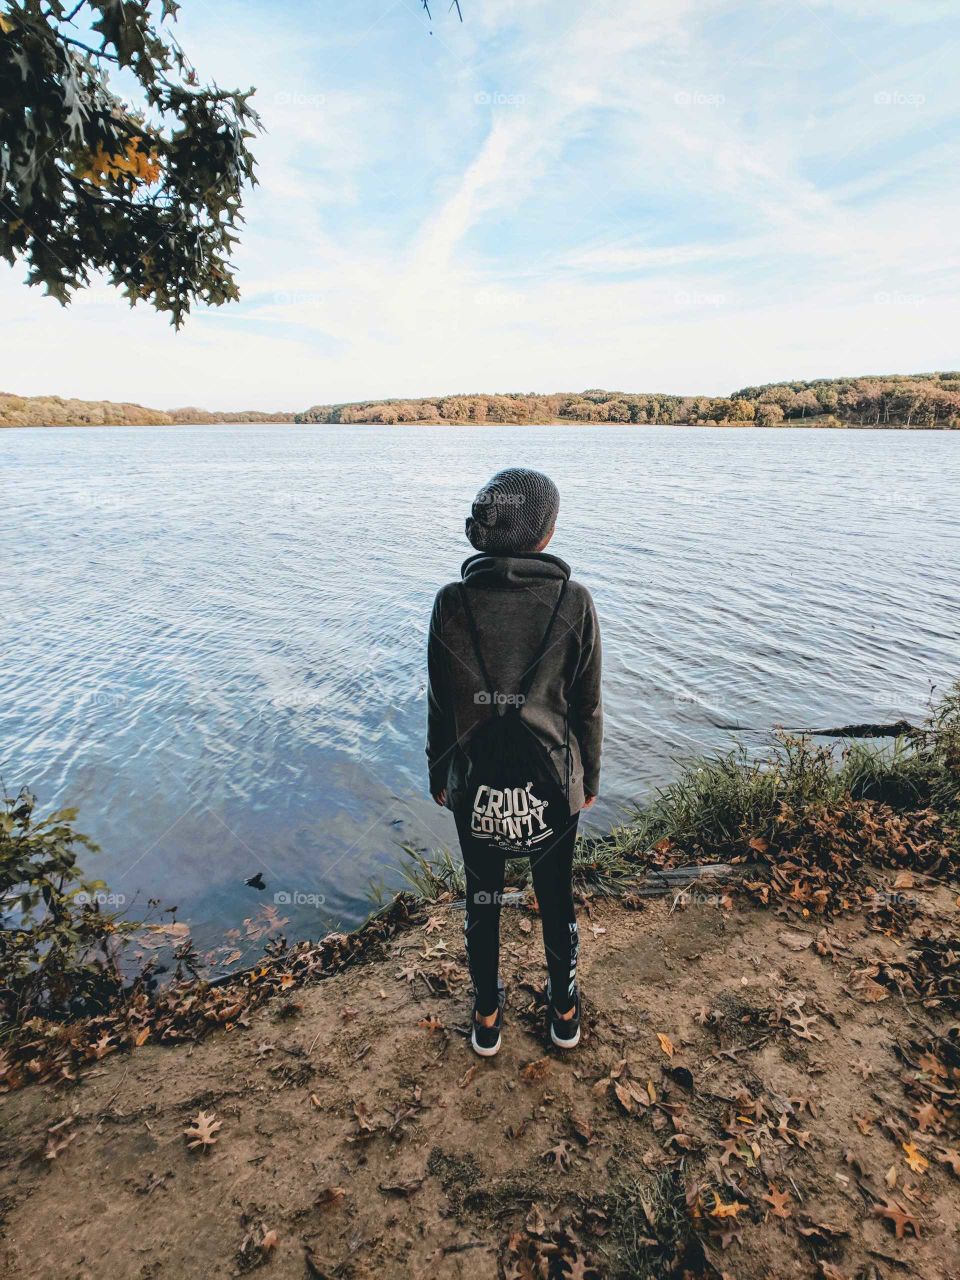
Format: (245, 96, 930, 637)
(398, 681, 960, 905)
(603, 1165, 707, 1280)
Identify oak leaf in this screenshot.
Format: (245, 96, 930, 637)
(871, 1198, 920, 1239)
(913, 1101, 940, 1132)
(762, 1185, 792, 1219)
(542, 1139, 575, 1171)
(184, 1110, 221, 1151)
(710, 1198, 748, 1220)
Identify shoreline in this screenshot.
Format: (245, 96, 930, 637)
(4, 419, 959, 431)
(2, 748, 959, 1275)
(2, 693, 958, 1275)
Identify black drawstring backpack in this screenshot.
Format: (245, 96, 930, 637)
(446, 581, 571, 855)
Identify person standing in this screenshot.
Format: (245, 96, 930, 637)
(426, 468, 602, 1056)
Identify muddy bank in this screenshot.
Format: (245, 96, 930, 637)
(2, 861, 959, 1279)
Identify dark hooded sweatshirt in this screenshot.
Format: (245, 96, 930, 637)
(426, 552, 602, 815)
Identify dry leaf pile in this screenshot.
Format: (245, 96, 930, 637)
(0, 896, 416, 1092)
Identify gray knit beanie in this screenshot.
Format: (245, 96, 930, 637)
(465, 467, 560, 554)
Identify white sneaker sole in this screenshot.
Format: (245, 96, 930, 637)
(550, 1023, 581, 1049)
(471, 1028, 502, 1057)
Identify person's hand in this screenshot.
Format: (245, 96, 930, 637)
(582, 793, 597, 810)
(433, 789, 447, 807)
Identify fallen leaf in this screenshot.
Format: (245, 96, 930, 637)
(613, 1082, 635, 1113)
(917, 1051, 947, 1079)
(315, 1186, 347, 1207)
(571, 1114, 593, 1144)
(541, 1139, 575, 1171)
(44, 1126, 77, 1161)
(902, 1141, 929, 1175)
(525, 1204, 546, 1236)
(353, 1101, 376, 1133)
(521, 1057, 552, 1084)
(183, 1110, 221, 1151)
(379, 1178, 423, 1196)
(872, 1198, 920, 1239)
(763, 1185, 792, 1219)
(817, 1264, 848, 1280)
(710, 1198, 749, 1220)
(857, 980, 890, 1004)
(657, 1033, 675, 1058)
(913, 1101, 940, 1132)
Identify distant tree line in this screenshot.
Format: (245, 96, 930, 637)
(298, 372, 960, 428)
(5, 373, 959, 429)
(0, 393, 294, 427)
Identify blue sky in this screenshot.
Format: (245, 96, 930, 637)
(2, 0, 959, 409)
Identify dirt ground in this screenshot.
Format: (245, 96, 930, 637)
(1, 886, 958, 1280)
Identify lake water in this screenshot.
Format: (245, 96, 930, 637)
(1, 424, 957, 963)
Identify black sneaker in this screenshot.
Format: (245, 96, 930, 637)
(548, 984, 581, 1050)
(470, 978, 506, 1058)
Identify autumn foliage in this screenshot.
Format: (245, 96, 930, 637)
(298, 372, 960, 429)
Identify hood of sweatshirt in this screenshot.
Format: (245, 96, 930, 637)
(460, 551, 571, 590)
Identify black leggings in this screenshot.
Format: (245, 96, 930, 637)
(456, 812, 580, 1017)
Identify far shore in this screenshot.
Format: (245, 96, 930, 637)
(4, 373, 960, 429)
(4, 418, 957, 431)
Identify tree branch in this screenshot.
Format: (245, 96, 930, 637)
(60, 34, 120, 63)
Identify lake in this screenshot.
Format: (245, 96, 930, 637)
(1, 424, 957, 964)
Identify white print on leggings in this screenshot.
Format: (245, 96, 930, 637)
(470, 782, 554, 848)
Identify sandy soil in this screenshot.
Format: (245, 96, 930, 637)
(1, 886, 958, 1280)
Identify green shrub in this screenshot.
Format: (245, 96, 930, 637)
(0, 789, 134, 1030)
